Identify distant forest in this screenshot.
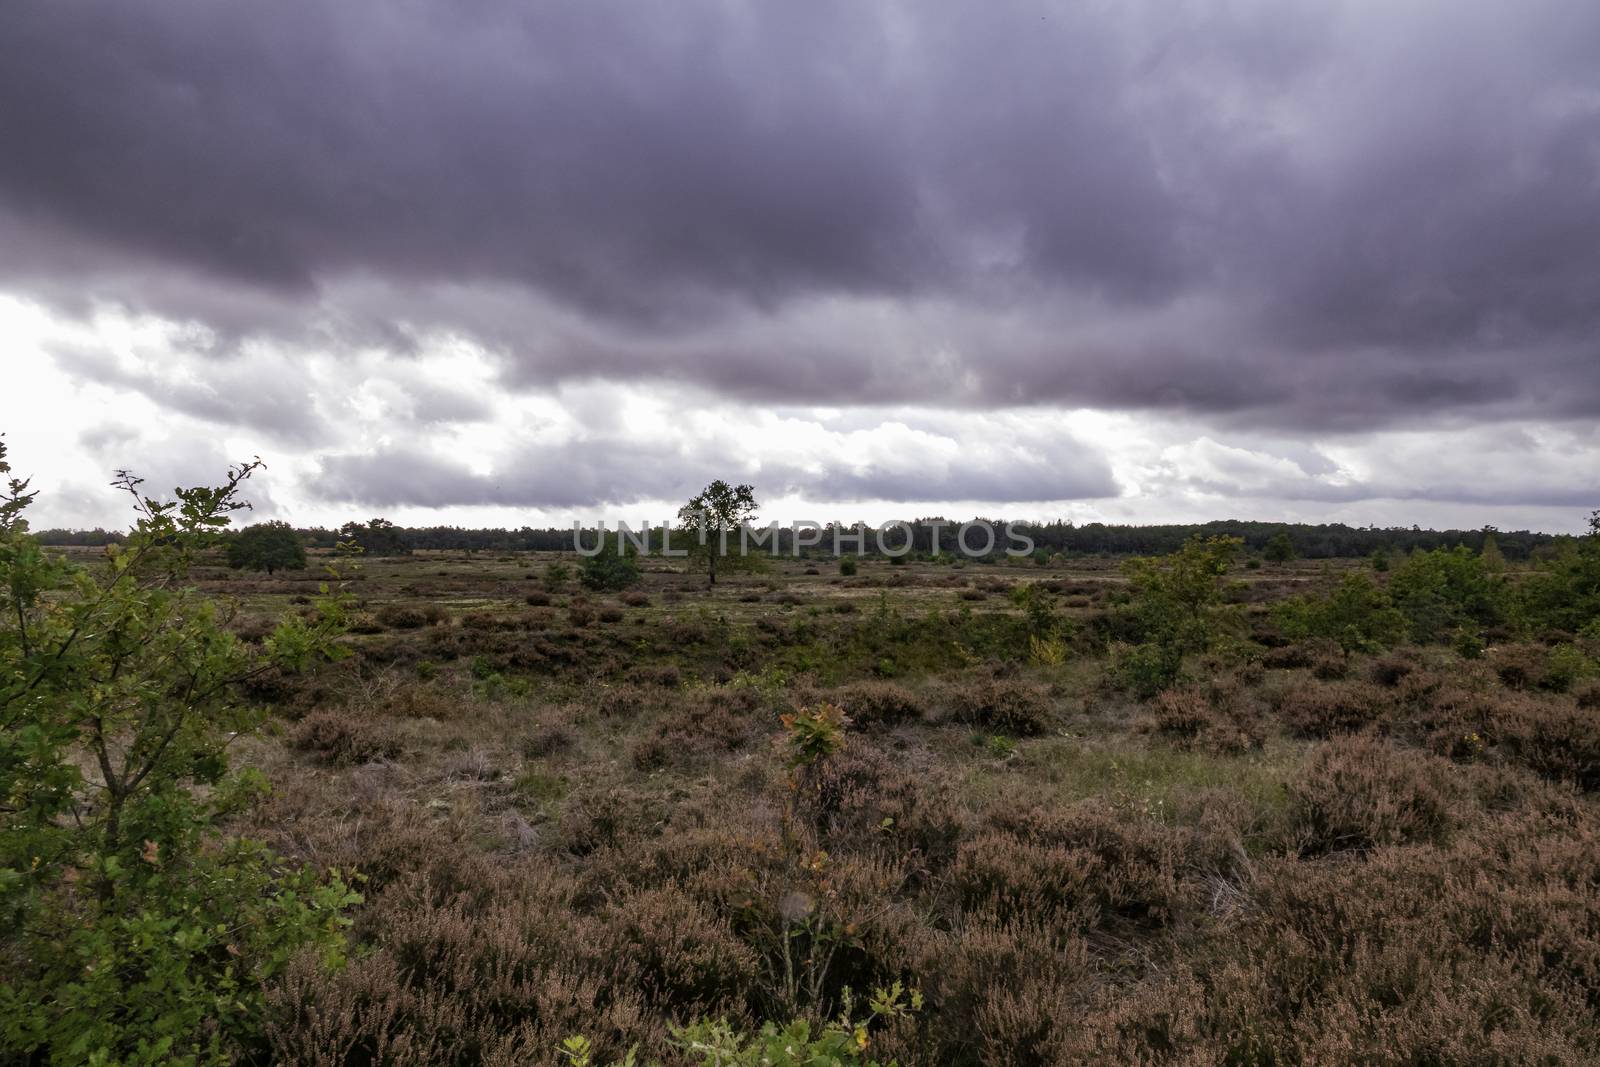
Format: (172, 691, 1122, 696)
(31, 518, 1571, 561)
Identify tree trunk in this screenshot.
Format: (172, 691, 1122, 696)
(98, 794, 124, 903)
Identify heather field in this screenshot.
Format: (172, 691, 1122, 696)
(160, 541, 1600, 1063)
(10, 2, 1600, 1063)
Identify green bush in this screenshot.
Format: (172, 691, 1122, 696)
(226, 520, 307, 574)
(1519, 511, 1600, 634)
(1388, 545, 1507, 644)
(1113, 640, 1185, 699)
(1113, 536, 1241, 694)
(1273, 573, 1407, 653)
(580, 542, 642, 592)
(0, 440, 357, 1063)
(544, 559, 573, 591)
(1263, 532, 1296, 563)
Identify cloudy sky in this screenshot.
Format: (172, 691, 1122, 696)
(1, 0, 1597, 533)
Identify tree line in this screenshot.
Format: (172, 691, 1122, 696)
(34, 516, 1567, 561)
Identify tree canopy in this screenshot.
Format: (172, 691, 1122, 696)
(227, 519, 307, 574)
(1263, 531, 1296, 563)
(677, 480, 759, 585)
(338, 516, 410, 556)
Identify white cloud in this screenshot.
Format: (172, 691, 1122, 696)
(2, 293, 1595, 535)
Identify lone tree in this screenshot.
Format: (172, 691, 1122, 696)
(1263, 531, 1297, 563)
(678, 480, 758, 586)
(227, 519, 307, 574)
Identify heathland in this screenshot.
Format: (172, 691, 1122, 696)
(6, 457, 1600, 1064)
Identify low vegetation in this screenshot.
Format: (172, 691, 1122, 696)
(4, 441, 1600, 1064)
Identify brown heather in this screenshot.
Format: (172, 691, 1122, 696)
(149, 548, 1600, 1064)
(1270, 677, 1392, 738)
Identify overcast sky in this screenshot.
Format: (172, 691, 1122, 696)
(1, 0, 1597, 532)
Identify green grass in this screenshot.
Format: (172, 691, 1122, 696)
(512, 770, 568, 804)
(962, 735, 1303, 825)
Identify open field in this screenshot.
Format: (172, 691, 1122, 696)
(10, 2, 1600, 1062)
(122, 545, 1600, 1063)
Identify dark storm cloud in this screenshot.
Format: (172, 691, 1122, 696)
(3, 0, 1600, 426)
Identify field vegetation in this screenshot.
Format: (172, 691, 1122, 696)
(6, 449, 1600, 1064)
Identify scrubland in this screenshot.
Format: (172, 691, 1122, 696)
(5, 453, 1599, 1066)
(180, 543, 1600, 1064)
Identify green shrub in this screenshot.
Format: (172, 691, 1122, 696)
(1112, 640, 1184, 698)
(780, 703, 850, 767)
(839, 557, 858, 576)
(1263, 532, 1296, 563)
(226, 519, 307, 574)
(544, 559, 574, 591)
(1519, 511, 1600, 633)
(580, 542, 642, 592)
(1452, 627, 1486, 659)
(560, 983, 921, 1067)
(1273, 573, 1407, 653)
(0, 441, 357, 1063)
(1388, 545, 1508, 644)
(1113, 536, 1242, 694)
(1546, 643, 1595, 693)
(1492, 642, 1594, 693)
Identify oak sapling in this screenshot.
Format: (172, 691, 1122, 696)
(0, 438, 358, 1062)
